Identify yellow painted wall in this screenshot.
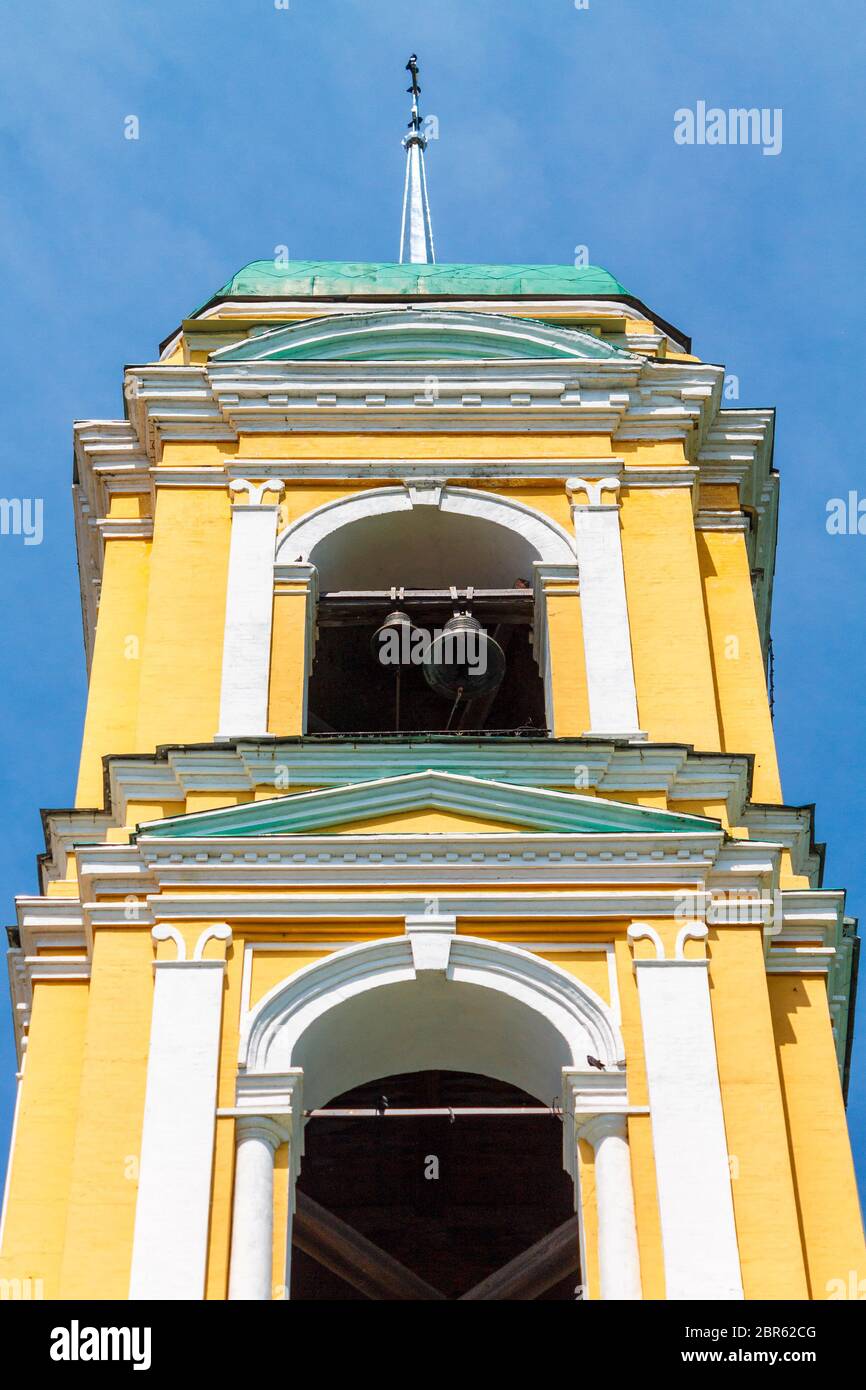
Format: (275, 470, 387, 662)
(239, 432, 618, 461)
(76, 537, 151, 808)
(615, 935, 666, 1297)
(708, 925, 809, 1297)
(58, 930, 154, 1298)
(272, 1143, 291, 1299)
(339, 808, 521, 834)
(546, 583, 590, 736)
(577, 1139, 599, 1298)
(620, 486, 721, 750)
(268, 586, 309, 735)
(698, 529, 782, 802)
(769, 973, 866, 1297)
(0, 981, 88, 1297)
(135, 487, 230, 752)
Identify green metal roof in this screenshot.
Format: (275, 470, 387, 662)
(208, 259, 631, 304)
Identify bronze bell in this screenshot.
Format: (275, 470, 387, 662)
(370, 609, 415, 666)
(422, 612, 506, 700)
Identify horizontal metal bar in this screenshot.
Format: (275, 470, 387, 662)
(305, 1106, 561, 1119)
(319, 589, 533, 601)
(317, 588, 534, 624)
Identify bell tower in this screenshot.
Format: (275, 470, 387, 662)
(1, 68, 863, 1302)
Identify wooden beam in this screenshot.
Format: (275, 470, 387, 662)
(459, 1216, 581, 1301)
(292, 1191, 447, 1301)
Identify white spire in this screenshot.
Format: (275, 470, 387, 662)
(399, 55, 436, 264)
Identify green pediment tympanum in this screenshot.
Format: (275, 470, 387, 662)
(208, 309, 639, 365)
(136, 770, 721, 840)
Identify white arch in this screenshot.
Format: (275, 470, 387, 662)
(240, 933, 623, 1109)
(274, 483, 576, 569)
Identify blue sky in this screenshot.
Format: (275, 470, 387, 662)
(0, 0, 864, 1207)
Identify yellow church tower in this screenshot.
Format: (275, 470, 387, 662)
(1, 60, 863, 1303)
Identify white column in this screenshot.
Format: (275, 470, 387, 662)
(629, 923, 743, 1299)
(129, 924, 231, 1300)
(578, 1114, 642, 1300)
(217, 479, 283, 739)
(228, 1118, 286, 1301)
(226, 1070, 304, 1302)
(566, 476, 642, 738)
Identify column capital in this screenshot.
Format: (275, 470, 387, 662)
(234, 1115, 290, 1150)
(628, 920, 709, 965)
(229, 1068, 305, 1145)
(229, 478, 285, 507)
(576, 1112, 628, 1148)
(566, 475, 622, 510)
(562, 1066, 628, 1116)
(151, 922, 232, 965)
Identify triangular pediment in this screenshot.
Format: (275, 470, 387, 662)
(136, 770, 720, 840)
(209, 309, 638, 365)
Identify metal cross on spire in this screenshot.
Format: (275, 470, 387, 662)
(399, 54, 436, 264)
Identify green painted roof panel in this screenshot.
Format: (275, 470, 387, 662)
(207, 259, 631, 304)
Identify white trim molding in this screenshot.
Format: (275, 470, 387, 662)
(217, 479, 284, 739)
(274, 481, 576, 568)
(128, 925, 232, 1300)
(566, 477, 642, 739)
(627, 923, 743, 1300)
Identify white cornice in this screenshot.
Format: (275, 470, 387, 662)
(227, 456, 627, 483)
(90, 517, 154, 541)
(73, 420, 152, 672)
(740, 805, 821, 886)
(96, 737, 749, 823)
(39, 739, 821, 895)
(694, 509, 750, 532)
(7, 899, 89, 1063)
(86, 888, 746, 928)
(766, 890, 853, 1071)
(697, 409, 777, 652)
(122, 357, 725, 450)
(36, 735, 828, 882)
(131, 828, 727, 883)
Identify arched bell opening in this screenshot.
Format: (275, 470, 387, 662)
(297, 496, 562, 735)
(236, 934, 631, 1302)
(292, 1069, 579, 1301)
